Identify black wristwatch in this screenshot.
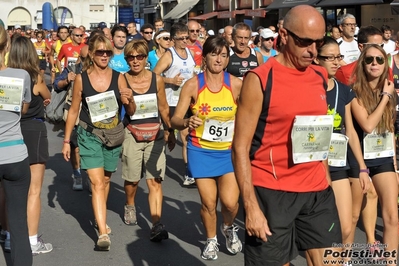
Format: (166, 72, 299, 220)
(167, 128, 174, 133)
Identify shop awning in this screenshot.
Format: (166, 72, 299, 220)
(234, 9, 267, 17)
(163, 0, 200, 20)
(391, 0, 399, 15)
(217, 11, 235, 19)
(266, 0, 319, 10)
(189, 11, 218, 20)
(316, 0, 383, 7)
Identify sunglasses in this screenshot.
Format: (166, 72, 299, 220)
(364, 56, 385, 65)
(285, 28, 324, 48)
(125, 54, 147, 62)
(162, 37, 171, 41)
(143, 31, 153, 35)
(174, 36, 189, 41)
(317, 55, 344, 62)
(342, 23, 357, 28)
(94, 50, 112, 57)
(189, 29, 200, 33)
(74, 34, 83, 37)
(263, 37, 274, 42)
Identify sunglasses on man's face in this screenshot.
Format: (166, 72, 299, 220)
(174, 36, 189, 41)
(74, 34, 83, 37)
(125, 54, 147, 62)
(189, 29, 200, 33)
(364, 56, 385, 65)
(143, 31, 153, 35)
(285, 28, 324, 49)
(94, 50, 112, 57)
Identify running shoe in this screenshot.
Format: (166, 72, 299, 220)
(201, 239, 219, 260)
(72, 175, 83, 191)
(220, 223, 242, 254)
(150, 222, 168, 242)
(97, 234, 111, 251)
(183, 175, 195, 186)
(94, 220, 112, 235)
(31, 237, 53, 255)
(124, 204, 137, 225)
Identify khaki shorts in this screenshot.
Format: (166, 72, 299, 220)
(121, 128, 166, 182)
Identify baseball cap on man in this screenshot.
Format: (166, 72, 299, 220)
(98, 22, 107, 29)
(260, 28, 278, 39)
(15, 24, 21, 29)
(208, 30, 215, 36)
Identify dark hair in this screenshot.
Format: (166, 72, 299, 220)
(357, 26, 382, 44)
(170, 22, 188, 38)
(154, 18, 163, 24)
(140, 23, 154, 33)
(254, 35, 261, 46)
(57, 25, 68, 34)
(202, 36, 229, 58)
(111, 25, 128, 38)
(380, 24, 391, 33)
(85, 29, 104, 45)
(317, 36, 338, 55)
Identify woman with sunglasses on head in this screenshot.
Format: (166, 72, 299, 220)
(148, 30, 170, 71)
(121, 39, 175, 241)
(62, 34, 135, 251)
(8, 35, 53, 255)
(313, 36, 371, 262)
(350, 44, 398, 264)
(171, 36, 243, 260)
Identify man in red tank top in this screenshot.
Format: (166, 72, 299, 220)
(233, 5, 341, 266)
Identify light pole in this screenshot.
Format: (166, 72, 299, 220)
(110, 0, 118, 26)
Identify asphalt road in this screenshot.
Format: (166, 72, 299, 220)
(0, 70, 389, 266)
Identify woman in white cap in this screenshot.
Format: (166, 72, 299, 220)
(148, 30, 171, 71)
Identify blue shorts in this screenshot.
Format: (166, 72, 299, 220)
(187, 145, 233, 178)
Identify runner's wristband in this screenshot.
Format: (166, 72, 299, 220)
(359, 169, 369, 174)
(63, 140, 70, 144)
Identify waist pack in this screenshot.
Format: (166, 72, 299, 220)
(126, 123, 160, 142)
(79, 120, 125, 148)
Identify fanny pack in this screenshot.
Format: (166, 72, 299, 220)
(126, 123, 161, 142)
(79, 120, 125, 147)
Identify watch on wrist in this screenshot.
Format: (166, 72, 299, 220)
(359, 168, 369, 174)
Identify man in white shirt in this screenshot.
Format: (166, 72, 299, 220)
(381, 25, 396, 55)
(337, 13, 360, 65)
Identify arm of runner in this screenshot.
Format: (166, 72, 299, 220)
(171, 77, 200, 130)
(345, 102, 370, 193)
(232, 72, 271, 242)
(62, 74, 83, 161)
(156, 74, 176, 151)
(255, 51, 264, 65)
(153, 50, 176, 85)
(34, 74, 51, 106)
(118, 73, 136, 117)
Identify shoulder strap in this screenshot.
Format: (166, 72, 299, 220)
(338, 40, 343, 45)
(313, 69, 328, 91)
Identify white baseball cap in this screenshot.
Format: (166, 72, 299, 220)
(208, 30, 215, 36)
(218, 28, 224, 34)
(260, 28, 278, 39)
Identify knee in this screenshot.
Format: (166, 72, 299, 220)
(222, 201, 239, 214)
(201, 203, 217, 215)
(147, 179, 162, 191)
(383, 211, 398, 228)
(366, 189, 378, 199)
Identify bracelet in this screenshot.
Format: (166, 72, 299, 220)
(63, 140, 70, 144)
(359, 168, 370, 174)
(380, 91, 393, 99)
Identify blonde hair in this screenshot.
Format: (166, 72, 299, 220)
(82, 34, 113, 71)
(0, 26, 8, 68)
(352, 44, 396, 133)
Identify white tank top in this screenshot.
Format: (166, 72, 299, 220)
(163, 47, 195, 106)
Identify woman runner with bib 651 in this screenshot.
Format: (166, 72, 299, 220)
(350, 43, 398, 264)
(171, 36, 243, 261)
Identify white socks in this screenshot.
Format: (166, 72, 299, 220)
(29, 234, 38, 246)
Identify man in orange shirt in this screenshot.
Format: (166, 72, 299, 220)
(186, 20, 203, 68)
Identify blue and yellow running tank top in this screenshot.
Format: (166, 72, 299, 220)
(189, 72, 237, 150)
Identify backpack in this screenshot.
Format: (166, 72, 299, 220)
(45, 88, 67, 124)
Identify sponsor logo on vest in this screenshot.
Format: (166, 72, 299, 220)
(242, 61, 248, 67)
(249, 61, 257, 66)
(212, 106, 233, 111)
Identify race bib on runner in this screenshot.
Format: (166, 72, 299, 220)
(202, 117, 234, 142)
(86, 91, 118, 123)
(291, 115, 333, 164)
(363, 130, 394, 159)
(0, 76, 24, 112)
(130, 93, 158, 120)
(328, 133, 348, 167)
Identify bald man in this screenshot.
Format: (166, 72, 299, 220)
(232, 5, 341, 266)
(102, 27, 112, 41)
(223, 25, 234, 47)
(186, 20, 203, 67)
